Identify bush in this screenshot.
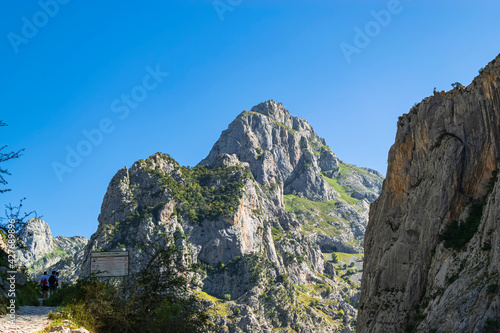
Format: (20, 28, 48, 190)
(486, 284, 499, 295)
(224, 294, 231, 301)
(485, 318, 499, 332)
(47, 237, 214, 333)
(331, 253, 339, 263)
(144, 163, 248, 224)
(17, 281, 41, 306)
(309, 299, 319, 307)
(440, 202, 483, 250)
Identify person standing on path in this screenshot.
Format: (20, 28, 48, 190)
(40, 272, 50, 300)
(48, 271, 58, 297)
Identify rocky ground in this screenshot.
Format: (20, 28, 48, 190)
(0, 305, 56, 333)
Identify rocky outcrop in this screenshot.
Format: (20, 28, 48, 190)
(16, 218, 88, 281)
(199, 100, 342, 201)
(80, 101, 384, 332)
(358, 55, 500, 332)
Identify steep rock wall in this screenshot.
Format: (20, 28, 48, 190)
(358, 55, 500, 333)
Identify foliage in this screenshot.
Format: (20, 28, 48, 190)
(486, 284, 499, 294)
(0, 121, 39, 241)
(144, 161, 247, 224)
(46, 235, 214, 333)
(0, 121, 25, 194)
(440, 202, 483, 250)
(404, 312, 426, 333)
(321, 175, 360, 205)
(309, 299, 319, 307)
(223, 293, 231, 301)
(451, 82, 463, 89)
(0, 198, 39, 237)
(485, 318, 500, 332)
(16, 280, 41, 306)
(284, 195, 353, 239)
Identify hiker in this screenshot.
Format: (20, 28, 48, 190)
(49, 271, 58, 296)
(40, 271, 50, 300)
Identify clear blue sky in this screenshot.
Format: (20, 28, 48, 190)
(1, 0, 499, 238)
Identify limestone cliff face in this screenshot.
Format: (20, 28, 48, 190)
(358, 55, 500, 332)
(201, 100, 342, 201)
(80, 101, 383, 332)
(16, 218, 88, 281)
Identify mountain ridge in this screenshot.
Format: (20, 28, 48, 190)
(16, 217, 88, 281)
(72, 100, 383, 331)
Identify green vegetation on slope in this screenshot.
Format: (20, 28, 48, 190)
(44, 237, 214, 333)
(321, 174, 360, 205)
(284, 195, 349, 238)
(141, 155, 249, 224)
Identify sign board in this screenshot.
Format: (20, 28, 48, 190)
(90, 251, 129, 277)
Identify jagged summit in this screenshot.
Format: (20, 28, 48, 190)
(200, 101, 341, 201)
(250, 100, 291, 123)
(77, 101, 383, 331)
(199, 101, 382, 204)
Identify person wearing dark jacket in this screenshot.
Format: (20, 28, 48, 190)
(48, 271, 58, 296)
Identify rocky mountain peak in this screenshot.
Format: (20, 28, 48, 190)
(19, 217, 54, 259)
(16, 218, 88, 280)
(250, 100, 291, 123)
(77, 101, 384, 331)
(199, 101, 345, 201)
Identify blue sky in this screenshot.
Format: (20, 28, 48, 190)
(1, 0, 499, 238)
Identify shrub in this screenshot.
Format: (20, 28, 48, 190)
(46, 236, 214, 333)
(224, 294, 231, 301)
(309, 299, 319, 307)
(405, 312, 426, 333)
(232, 306, 240, 316)
(331, 253, 339, 263)
(440, 202, 483, 250)
(486, 284, 499, 295)
(485, 318, 499, 332)
(149, 164, 247, 224)
(17, 281, 40, 306)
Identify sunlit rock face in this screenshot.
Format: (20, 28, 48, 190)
(358, 54, 500, 333)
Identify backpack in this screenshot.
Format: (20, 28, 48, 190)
(42, 277, 48, 286)
(49, 275, 56, 284)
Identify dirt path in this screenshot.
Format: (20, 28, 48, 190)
(0, 305, 56, 333)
